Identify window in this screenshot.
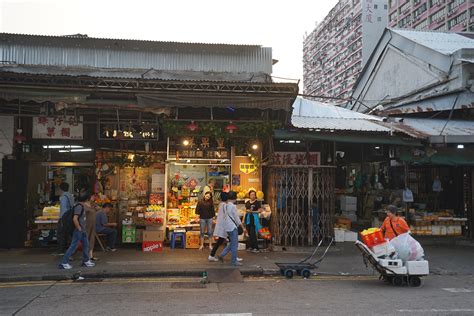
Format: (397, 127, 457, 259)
(374, 4, 378, 9)
(384, 4, 388, 10)
(377, 17, 382, 21)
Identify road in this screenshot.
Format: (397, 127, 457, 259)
(1, 275, 473, 316)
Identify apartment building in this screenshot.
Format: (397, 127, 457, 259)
(303, 0, 388, 100)
(388, 0, 474, 32)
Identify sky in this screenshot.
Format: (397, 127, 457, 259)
(0, 0, 338, 87)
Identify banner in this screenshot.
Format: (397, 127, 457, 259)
(33, 116, 83, 140)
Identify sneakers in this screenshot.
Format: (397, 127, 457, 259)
(236, 257, 243, 262)
(105, 247, 117, 252)
(232, 262, 243, 266)
(208, 255, 219, 262)
(58, 263, 72, 270)
(82, 260, 95, 267)
(251, 248, 260, 253)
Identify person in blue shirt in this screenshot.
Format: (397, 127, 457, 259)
(95, 203, 118, 251)
(56, 182, 75, 254)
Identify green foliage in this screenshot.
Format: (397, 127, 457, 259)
(161, 120, 282, 138)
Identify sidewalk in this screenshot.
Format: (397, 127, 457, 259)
(0, 241, 473, 282)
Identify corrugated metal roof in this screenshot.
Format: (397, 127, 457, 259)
(0, 65, 270, 82)
(391, 29, 474, 55)
(0, 33, 272, 74)
(389, 118, 474, 139)
(291, 98, 391, 132)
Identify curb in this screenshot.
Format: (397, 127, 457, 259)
(0, 268, 271, 283)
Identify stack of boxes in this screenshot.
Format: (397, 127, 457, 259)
(142, 228, 164, 252)
(340, 196, 357, 223)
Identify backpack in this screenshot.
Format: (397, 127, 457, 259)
(60, 203, 84, 236)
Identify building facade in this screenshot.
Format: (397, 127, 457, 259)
(388, 0, 474, 32)
(303, 0, 388, 100)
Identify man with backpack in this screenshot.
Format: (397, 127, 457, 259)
(59, 189, 95, 269)
(56, 182, 74, 255)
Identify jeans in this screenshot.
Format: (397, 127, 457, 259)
(61, 230, 89, 264)
(210, 237, 226, 257)
(200, 219, 213, 238)
(220, 228, 238, 265)
(97, 227, 117, 249)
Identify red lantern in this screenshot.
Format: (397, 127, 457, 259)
(225, 122, 238, 134)
(186, 121, 199, 132)
(14, 129, 27, 144)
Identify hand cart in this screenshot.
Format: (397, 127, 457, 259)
(275, 238, 333, 279)
(355, 240, 428, 287)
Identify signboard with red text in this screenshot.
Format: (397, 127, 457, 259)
(32, 116, 83, 140)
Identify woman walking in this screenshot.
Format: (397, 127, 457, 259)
(217, 191, 245, 266)
(196, 190, 215, 250)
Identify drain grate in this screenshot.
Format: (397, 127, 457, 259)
(170, 282, 207, 289)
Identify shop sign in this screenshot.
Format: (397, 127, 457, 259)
(99, 121, 159, 141)
(273, 152, 321, 166)
(177, 149, 229, 159)
(33, 116, 83, 140)
(239, 163, 257, 174)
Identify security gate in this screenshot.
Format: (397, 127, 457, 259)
(267, 166, 335, 246)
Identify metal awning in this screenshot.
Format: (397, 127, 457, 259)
(387, 118, 474, 144)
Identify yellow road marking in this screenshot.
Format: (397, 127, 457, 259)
(0, 275, 378, 289)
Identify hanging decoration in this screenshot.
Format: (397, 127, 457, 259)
(186, 121, 199, 132)
(14, 128, 26, 144)
(225, 122, 238, 134)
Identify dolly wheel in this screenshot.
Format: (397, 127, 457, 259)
(284, 269, 294, 279)
(409, 276, 422, 287)
(392, 276, 403, 286)
(301, 269, 311, 279)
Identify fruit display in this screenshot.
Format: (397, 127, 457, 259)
(145, 204, 165, 225)
(234, 187, 265, 201)
(94, 193, 111, 205)
(35, 206, 60, 221)
(149, 193, 164, 205)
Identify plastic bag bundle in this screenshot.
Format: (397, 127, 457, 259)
(389, 233, 424, 262)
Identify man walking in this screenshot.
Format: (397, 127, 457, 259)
(56, 182, 74, 255)
(59, 190, 95, 269)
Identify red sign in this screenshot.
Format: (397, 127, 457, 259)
(142, 241, 163, 252)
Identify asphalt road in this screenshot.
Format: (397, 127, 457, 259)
(1, 275, 473, 316)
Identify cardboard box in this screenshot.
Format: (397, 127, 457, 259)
(344, 231, 358, 242)
(136, 229, 144, 243)
(143, 230, 164, 242)
(406, 260, 429, 275)
(142, 241, 163, 252)
(334, 228, 345, 242)
(238, 242, 246, 251)
(186, 231, 200, 249)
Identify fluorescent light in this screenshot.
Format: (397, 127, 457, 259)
(43, 145, 83, 149)
(457, 144, 464, 149)
(59, 148, 92, 153)
(375, 146, 381, 150)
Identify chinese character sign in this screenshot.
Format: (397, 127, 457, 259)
(364, 0, 373, 23)
(33, 116, 83, 139)
(273, 152, 321, 166)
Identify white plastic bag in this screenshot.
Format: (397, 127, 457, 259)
(389, 233, 424, 262)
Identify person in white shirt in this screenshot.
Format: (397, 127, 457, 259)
(216, 191, 245, 266)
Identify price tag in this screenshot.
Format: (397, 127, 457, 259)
(126, 212, 132, 216)
(138, 213, 144, 218)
